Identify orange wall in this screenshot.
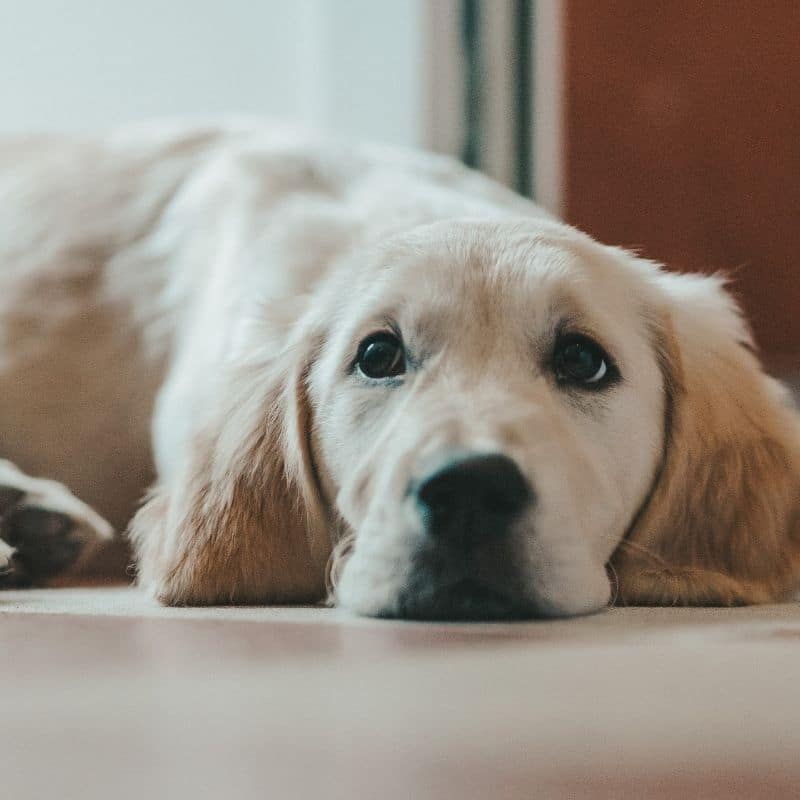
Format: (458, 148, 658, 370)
(564, 0, 800, 360)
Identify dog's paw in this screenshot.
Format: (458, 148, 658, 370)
(0, 460, 113, 587)
(0, 536, 15, 576)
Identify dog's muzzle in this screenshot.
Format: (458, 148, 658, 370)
(393, 453, 535, 621)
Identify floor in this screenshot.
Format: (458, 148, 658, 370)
(3, 588, 800, 799)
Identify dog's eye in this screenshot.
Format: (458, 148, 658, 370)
(356, 332, 406, 379)
(552, 334, 618, 388)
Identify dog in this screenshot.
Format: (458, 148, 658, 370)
(0, 121, 798, 620)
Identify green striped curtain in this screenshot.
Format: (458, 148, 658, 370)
(460, 0, 533, 197)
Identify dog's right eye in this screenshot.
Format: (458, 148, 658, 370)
(355, 332, 406, 379)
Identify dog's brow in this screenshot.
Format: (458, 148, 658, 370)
(382, 316, 402, 339)
(525, 296, 583, 352)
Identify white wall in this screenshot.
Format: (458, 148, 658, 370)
(0, 0, 426, 147)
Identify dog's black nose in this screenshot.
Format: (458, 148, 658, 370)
(415, 454, 532, 542)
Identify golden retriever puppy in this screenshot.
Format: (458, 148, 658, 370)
(1, 122, 798, 618)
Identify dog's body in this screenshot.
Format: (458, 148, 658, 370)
(1, 122, 798, 618)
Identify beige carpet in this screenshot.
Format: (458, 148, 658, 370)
(3, 588, 799, 800)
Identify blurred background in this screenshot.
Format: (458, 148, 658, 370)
(0, 0, 797, 366)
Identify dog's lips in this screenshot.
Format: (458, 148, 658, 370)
(392, 576, 533, 622)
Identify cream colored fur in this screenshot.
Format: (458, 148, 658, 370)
(0, 121, 798, 616)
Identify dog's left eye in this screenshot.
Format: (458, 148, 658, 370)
(552, 334, 618, 388)
(356, 332, 406, 379)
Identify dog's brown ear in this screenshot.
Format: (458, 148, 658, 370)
(130, 341, 330, 605)
(612, 272, 800, 606)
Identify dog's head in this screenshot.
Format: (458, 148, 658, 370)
(136, 219, 800, 618)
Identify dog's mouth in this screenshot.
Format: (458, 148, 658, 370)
(390, 578, 532, 622)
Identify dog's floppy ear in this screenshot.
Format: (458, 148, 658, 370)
(131, 336, 330, 606)
(612, 270, 800, 606)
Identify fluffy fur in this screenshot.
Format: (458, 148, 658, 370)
(0, 121, 797, 617)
